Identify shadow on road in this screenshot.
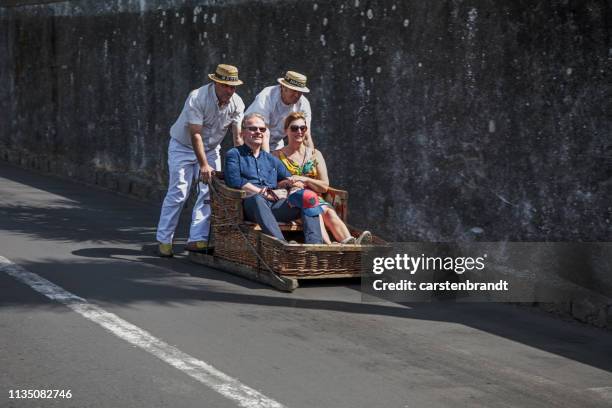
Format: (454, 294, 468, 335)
(3, 249, 612, 376)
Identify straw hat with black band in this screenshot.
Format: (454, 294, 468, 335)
(208, 64, 244, 86)
(277, 71, 310, 93)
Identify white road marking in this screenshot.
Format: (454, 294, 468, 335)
(0, 255, 285, 408)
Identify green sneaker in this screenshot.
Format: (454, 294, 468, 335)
(186, 240, 209, 252)
(158, 242, 173, 257)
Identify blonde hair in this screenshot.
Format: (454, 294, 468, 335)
(283, 111, 307, 130)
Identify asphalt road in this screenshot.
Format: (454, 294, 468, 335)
(1, 162, 611, 408)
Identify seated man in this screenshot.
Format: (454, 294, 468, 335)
(224, 113, 324, 244)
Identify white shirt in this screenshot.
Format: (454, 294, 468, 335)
(245, 85, 311, 151)
(170, 83, 245, 152)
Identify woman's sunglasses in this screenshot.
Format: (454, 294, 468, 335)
(290, 125, 308, 132)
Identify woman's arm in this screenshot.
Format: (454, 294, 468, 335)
(295, 150, 329, 193)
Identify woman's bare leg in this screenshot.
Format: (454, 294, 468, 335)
(322, 207, 352, 242)
(319, 215, 332, 244)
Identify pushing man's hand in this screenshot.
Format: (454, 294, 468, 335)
(199, 164, 215, 184)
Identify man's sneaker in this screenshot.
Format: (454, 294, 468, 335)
(356, 231, 373, 245)
(158, 242, 173, 257)
(185, 240, 209, 252)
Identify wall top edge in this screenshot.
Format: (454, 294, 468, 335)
(0, 0, 297, 12)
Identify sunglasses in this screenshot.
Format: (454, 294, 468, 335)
(290, 125, 308, 132)
(246, 126, 267, 132)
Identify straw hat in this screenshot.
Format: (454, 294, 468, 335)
(208, 64, 243, 86)
(277, 71, 310, 93)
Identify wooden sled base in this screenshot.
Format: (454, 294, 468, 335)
(189, 252, 299, 292)
(189, 252, 362, 292)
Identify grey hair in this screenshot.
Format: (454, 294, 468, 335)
(241, 112, 266, 128)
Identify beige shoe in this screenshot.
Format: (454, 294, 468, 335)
(185, 240, 209, 252)
(356, 231, 372, 245)
(158, 242, 173, 257)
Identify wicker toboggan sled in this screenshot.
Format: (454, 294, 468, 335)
(188, 173, 386, 291)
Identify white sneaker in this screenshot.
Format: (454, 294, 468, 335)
(341, 236, 357, 245)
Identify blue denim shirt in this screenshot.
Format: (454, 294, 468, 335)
(224, 144, 291, 189)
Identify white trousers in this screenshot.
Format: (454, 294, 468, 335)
(156, 138, 221, 244)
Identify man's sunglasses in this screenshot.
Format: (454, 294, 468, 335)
(290, 125, 308, 132)
(246, 126, 267, 132)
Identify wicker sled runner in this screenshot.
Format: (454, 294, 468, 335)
(189, 173, 386, 291)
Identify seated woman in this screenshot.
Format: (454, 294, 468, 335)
(272, 111, 372, 245)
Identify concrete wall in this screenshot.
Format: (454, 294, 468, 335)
(1, 0, 610, 243)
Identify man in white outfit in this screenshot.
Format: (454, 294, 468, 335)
(157, 64, 245, 257)
(245, 71, 312, 152)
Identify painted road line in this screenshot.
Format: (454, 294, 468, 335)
(0, 255, 285, 408)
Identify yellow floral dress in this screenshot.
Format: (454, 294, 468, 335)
(278, 150, 318, 178)
(278, 149, 331, 207)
